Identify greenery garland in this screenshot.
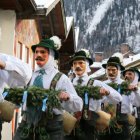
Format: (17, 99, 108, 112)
(74, 81, 131, 101)
(75, 85, 102, 100)
(3, 86, 62, 117)
(107, 81, 131, 95)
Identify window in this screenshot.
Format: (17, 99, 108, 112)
(16, 42, 22, 59)
(24, 47, 29, 63)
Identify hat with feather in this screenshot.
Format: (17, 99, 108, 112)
(70, 49, 93, 65)
(31, 36, 61, 59)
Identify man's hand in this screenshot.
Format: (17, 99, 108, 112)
(58, 91, 70, 101)
(128, 84, 138, 91)
(0, 60, 5, 69)
(99, 87, 110, 96)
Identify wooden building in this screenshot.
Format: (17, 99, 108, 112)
(0, 0, 76, 138)
(0, 0, 76, 73)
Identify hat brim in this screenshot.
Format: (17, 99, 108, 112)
(70, 56, 93, 66)
(102, 62, 125, 71)
(31, 43, 59, 60)
(122, 68, 140, 81)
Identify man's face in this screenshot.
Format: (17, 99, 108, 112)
(106, 66, 118, 81)
(34, 47, 49, 67)
(73, 60, 86, 76)
(124, 71, 135, 82)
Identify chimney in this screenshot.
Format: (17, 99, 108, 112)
(95, 52, 103, 62)
(120, 43, 130, 58)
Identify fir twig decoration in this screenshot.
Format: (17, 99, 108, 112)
(108, 81, 131, 96)
(75, 85, 102, 100)
(4, 86, 61, 109)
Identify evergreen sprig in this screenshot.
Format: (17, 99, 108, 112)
(75, 85, 102, 100)
(3, 86, 62, 109)
(4, 88, 24, 106)
(108, 81, 131, 96)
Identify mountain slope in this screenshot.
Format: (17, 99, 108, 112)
(64, 0, 140, 57)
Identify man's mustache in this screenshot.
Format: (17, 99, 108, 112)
(75, 67, 82, 71)
(108, 74, 114, 77)
(125, 76, 129, 81)
(35, 57, 45, 61)
(125, 76, 128, 80)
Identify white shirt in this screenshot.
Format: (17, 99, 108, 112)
(104, 78, 140, 114)
(0, 53, 32, 101)
(30, 66, 83, 113)
(73, 74, 122, 112)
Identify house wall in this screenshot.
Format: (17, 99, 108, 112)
(0, 10, 16, 55)
(15, 19, 40, 69)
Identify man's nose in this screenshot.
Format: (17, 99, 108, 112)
(75, 63, 80, 67)
(109, 71, 113, 74)
(125, 76, 128, 79)
(36, 52, 42, 56)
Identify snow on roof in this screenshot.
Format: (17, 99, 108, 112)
(102, 59, 108, 64)
(35, 0, 60, 16)
(90, 62, 102, 68)
(66, 17, 73, 33)
(90, 53, 140, 79)
(35, 0, 57, 8)
(44, 0, 56, 8)
(66, 17, 79, 49)
(89, 68, 105, 78)
(35, 0, 46, 6)
(123, 53, 140, 66)
(74, 27, 79, 49)
(89, 59, 107, 78)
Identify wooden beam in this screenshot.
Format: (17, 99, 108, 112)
(48, 13, 55, 36)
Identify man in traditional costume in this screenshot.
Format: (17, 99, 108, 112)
(0, 53, 32, 140)
(100, 56, 140, 140)
(122, 67, 140, 140)
(68, 49, 122, 140)
(14, 36, 83, 140)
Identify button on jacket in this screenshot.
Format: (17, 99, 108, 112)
(0, 53, 32, 101)
(73, 74, 122, 112)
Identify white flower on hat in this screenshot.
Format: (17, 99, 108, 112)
(81, 48, 90, 58)
(50, 36, 62, 50)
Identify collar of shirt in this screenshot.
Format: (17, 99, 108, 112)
(107, 77, 123, 84)
(34, 65, 57, 75)
(73, 74, 89, 86)
(75, 74, 88, 81)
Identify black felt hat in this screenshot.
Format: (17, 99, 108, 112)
(122, 67, 140, 81)
(70, 50, 93, 65)
(102, 56, 125, 71)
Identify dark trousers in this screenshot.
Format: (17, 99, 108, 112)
(14, 118, 64, 140)
(135, 118, 140, 140)
(97, 123, 134, 140)
(65, 119, 96, 140)
(0, 120, 2, 140)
